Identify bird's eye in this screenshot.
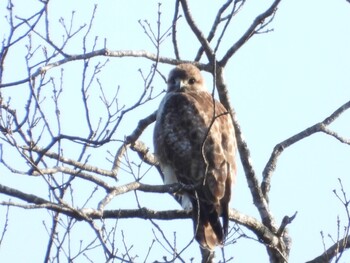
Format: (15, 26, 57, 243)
(188, 78, 196, 84)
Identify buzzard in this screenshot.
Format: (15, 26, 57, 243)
(153, 64, 236, 258)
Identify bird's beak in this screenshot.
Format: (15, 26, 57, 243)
(175, 78, 186, 91)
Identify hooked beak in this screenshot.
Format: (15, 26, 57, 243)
(174, 78, 186, 91)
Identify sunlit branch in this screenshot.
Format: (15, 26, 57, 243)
(31, 166, 113, 190)
(43, 211, 60, 263)
(21, 145, 116, 178)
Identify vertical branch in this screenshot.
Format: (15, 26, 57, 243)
(0, 204, 10, 246)
(43, 211, 60, 262)
(80, 4, 99, 143)
(172, 0, 181, 60)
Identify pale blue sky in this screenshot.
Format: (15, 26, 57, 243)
(0, 0, 350, 262)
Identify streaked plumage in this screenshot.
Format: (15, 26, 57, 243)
(153, 64, 236, 256)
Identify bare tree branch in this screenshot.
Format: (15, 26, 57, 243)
(194, 0, 235, 62)
(306, 236, 350, 263)
(112, 111, 158, 174)
(220, 0, 281, 66)
(0, 180, 284, 252)
(25, 145, 117, 178)
(215, 65, 276, 230)
(262, 100, 350, 202)
(0, 49, 203, 89)
(178, 0, 215, 63)
(213, 62, 290, 262)
(172, 0, 181, 60)
(1, 1, 349, 262)
(0, 204, 10, 246)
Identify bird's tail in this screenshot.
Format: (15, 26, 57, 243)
(193, 203, 228, 251)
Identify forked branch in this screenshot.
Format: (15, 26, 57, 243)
(220, 0, 281, 66)
(262, 100, 350, 202)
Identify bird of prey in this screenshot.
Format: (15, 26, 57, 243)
(153, 63, 236, 257)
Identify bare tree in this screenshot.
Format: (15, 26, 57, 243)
(0, 0, 349, 262)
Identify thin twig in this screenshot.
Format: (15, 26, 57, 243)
(0, 203, 10, 246)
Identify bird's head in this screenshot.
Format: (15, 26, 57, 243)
(167, 64, 206, 93)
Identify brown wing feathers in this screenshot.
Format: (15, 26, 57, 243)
(154, 64, 236, 252)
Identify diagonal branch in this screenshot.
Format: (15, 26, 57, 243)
(23, 145, 116, 178)
(305, 236, 350, 263)
(112, 111, 157, 174)
(194, 0, 235, 62)
(220, 0, 281, 66)
(215, 65, 275, 230)
(178, 0, 215, 63)
(215, 64, 290, 262)
(262, 100, 350, 202)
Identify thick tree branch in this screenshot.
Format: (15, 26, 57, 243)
(0, 183, 81, 218)
(215, 64, 289, 262)
(215, 65, 275, 230)
(0, 181, 282, 250)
